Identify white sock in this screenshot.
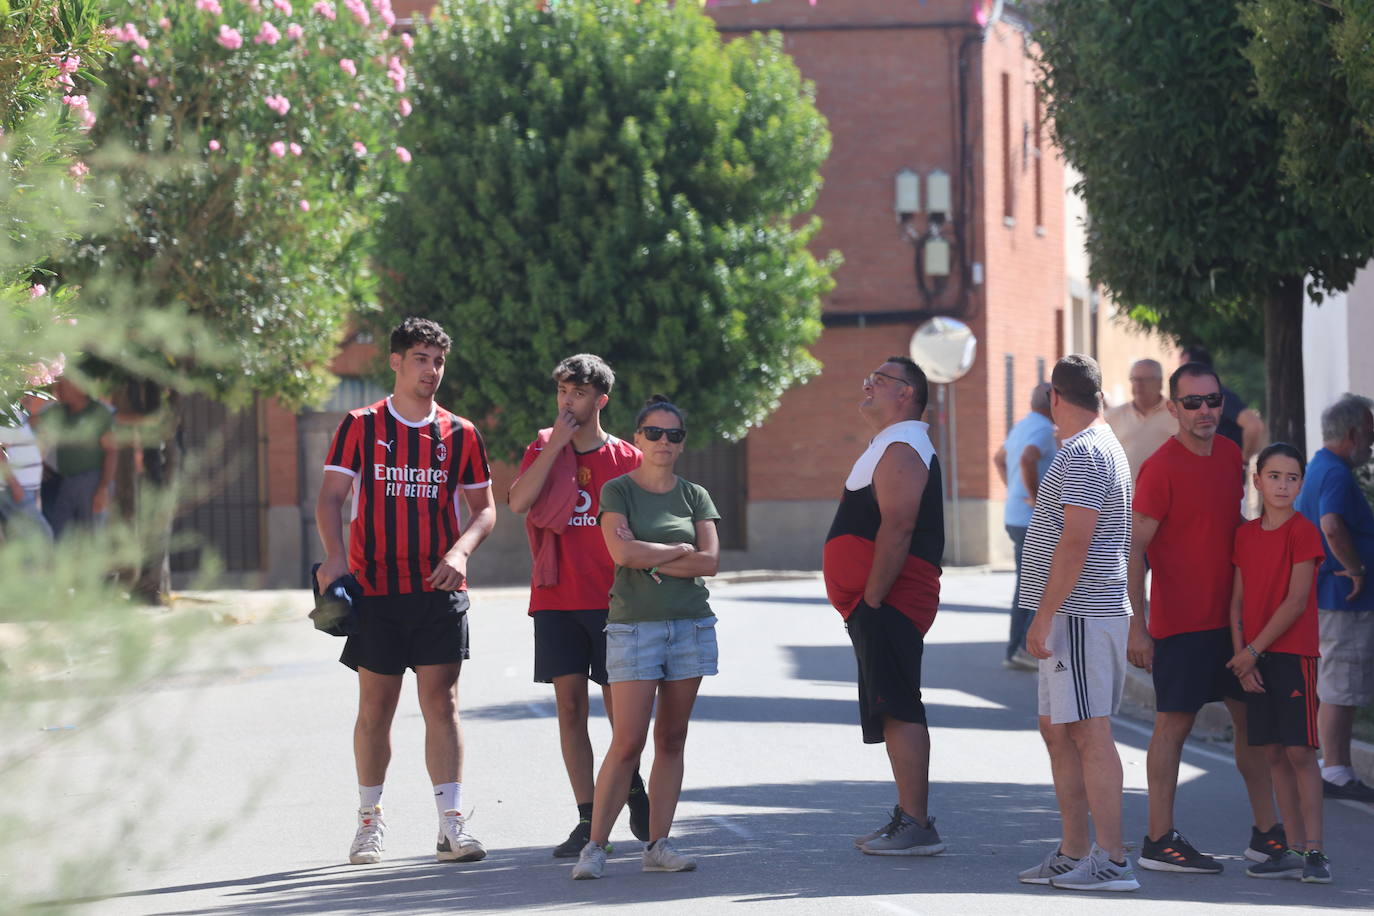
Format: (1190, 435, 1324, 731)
(434, 781, 461, 816)
(1321, 765, 1355, 785)
(359, 784, 383, 809)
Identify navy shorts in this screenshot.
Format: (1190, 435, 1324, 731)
(1246, 653, 1320, 748)
(340, 590, 470, 675)
(846, 600, 927, 744)
(533, 609, 609, 685)
(1152, 626, 1245, 713)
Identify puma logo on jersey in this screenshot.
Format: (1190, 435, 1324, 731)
(377, 439, 395, 454)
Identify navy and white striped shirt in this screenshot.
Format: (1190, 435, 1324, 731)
(1017, 423, 1133, 618)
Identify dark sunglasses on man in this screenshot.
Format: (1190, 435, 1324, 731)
(1173, 392, 1224, 410)
(639, 426, 686, 443)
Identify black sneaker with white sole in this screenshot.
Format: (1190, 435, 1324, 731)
(1137, 829, 1222, 874)
(553, 819, 592, 858)
(1244, 823, 1287, 863)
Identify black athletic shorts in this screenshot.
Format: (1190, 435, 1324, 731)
(1152, 626, 1245, 713)
(533, 609, 609, 685)
(845, 600, 927, 744)
(340, 590, 470, 675)
(1246, 652, 1320, 748)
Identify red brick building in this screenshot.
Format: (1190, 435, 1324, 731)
(184, 0, 1140, 586)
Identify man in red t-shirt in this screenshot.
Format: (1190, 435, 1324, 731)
(1127, 362, 1281, 874)
(316, 317, 497, 867)
(508, 354, 647, 857)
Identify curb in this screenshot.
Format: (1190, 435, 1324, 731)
(1119, 664, 1374, 788)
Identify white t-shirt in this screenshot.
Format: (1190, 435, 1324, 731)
(0, 414, 43, 491)
(1018, 423, 1134, 618)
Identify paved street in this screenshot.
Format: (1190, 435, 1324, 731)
(9, 571, 1373, 914)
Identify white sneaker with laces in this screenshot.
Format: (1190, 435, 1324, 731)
(642, 837, 697, 872)
(1018, 846, 1081, 884)
(349, 805, 386, 865)
(572, 841, 608, 879)
(436, 809, 486, 862)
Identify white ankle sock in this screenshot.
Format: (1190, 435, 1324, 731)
(359, 784, 383, 809)
(1321, 765, 1355, 784)
(434, 781, 461, 816)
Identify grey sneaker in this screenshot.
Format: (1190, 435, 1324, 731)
(859, 814, 945, 856)
(348, 805, 385, 864)
(1018, 847, 1082, 885)
(1245, 848, 1304, 879)
(1302, 850, 1332, 884)
(571, 841, 608, 880)
(1004, 648, 1039, 671)
(436, 810, 486, 862)
(853, 805, 903, 848)
(642, 837, 697, 872)
(1050, 844, 1141, 892)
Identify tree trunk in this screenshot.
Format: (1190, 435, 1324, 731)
(1263, 276, 1306, 449)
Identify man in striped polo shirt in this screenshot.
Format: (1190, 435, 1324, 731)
(1016, 355, 1140, 892)
(316, 317, 497, 867)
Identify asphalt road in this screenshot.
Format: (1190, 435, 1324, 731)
(9, 571, 1373, 914)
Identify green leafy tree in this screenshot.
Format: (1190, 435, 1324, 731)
(376, 0, 835, 457)
(1035, 0, 1374, 446)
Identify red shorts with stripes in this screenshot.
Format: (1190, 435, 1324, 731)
(1245, 652, 1319, 748)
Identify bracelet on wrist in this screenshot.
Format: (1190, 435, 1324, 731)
(1245, 644, 1261, 660)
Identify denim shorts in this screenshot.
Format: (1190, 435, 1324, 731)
(604, 615, 719, 683)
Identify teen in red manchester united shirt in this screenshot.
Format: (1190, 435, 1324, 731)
(507, 354, 647, 856)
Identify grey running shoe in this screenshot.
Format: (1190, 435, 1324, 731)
(859, 814, 945, 856)
(1245, 848, 1304, 879)
(642, 837, 697, 872)
(1050, 844, 1141, 892)
(1302, 850, 1332, 884)
(1003, 648, 1039, 671)
(436, 810, 486, 862)
(853, 805, 903, 848)
(572, 842, 608, 880)
(348, 805, 385, 864)
(1018, 847, 1082, 885)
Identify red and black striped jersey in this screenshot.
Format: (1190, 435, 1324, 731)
(324, 397, 492, 596)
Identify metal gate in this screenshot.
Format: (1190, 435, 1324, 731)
(170, 395, 263, 574)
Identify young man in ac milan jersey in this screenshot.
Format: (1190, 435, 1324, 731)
(508, 353, 649, 856)
(1127, 362, 1280, 874)
(315, 317, 497, 867)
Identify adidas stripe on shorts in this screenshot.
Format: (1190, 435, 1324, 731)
(1038, 614, 1129, 724)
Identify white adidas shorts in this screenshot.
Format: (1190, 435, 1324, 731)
(1038, 614, 1129, 724)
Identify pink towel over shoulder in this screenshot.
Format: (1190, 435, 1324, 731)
(525, 428, 578, 588)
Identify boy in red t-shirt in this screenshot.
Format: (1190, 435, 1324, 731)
(1227, 443, 1331, 884)
(508, 354, 648, 856)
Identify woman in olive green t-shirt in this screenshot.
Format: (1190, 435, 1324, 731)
(572, 396, 720, 880)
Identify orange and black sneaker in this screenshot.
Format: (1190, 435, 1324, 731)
(1137, 829, 1223, 874)
(1245, 823, 1288, 863)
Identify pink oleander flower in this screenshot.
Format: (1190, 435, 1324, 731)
(401, 32, 413, 51)
(286, 22, 304, 40)
(274, 0, 294, 14)
(147, 77, 160, 88)
(159, 16, 172, 28)
(312, 0, 336, 19)
(217, 25, 244, 49)
(264, 94, 291, 115)
(79, 108, 96, 131)
(351, 101, 361, 111)
(398, 97, 412, 117)
(61, 94, 88, 108)
(344, 0, 369, 26)
(380, 10, 395, 27)
(58, 55, 80, 74)
(57, 73, 75, 88)
(195, 0, 222, 14)
(69, 161, 90, 179)
(339, 58, 357, 76)
(132, 54, 143, 64)
(289, 142, 303, 156)
(353, 141, 367, 155)
(29, 284, 47, 298)
(299, 200, 310, 211)
(270, 140, 287, 157)
(209, 139, 221, 150)
(394, 146, 411, 163)
(255, 21, 281, 45)
(247, 0, 261, 10)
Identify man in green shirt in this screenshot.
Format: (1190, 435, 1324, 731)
(39, 377, 116, 537)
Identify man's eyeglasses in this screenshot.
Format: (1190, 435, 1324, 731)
(864, 371, 912, 389)
(639, 426, 686, 443)
(1174, 393, 1224, 411)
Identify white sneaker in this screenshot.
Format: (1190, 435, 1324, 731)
(436, 809, 486, 862)
(643, 837, 697, 872)
(1050, 843, 1141, 892)
(1018, 846, 1081, 884)
(349, 805, 386, 865)
(572, 841, 608, 879)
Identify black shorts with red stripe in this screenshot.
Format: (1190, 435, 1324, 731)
(1245, 652, 1319, 748)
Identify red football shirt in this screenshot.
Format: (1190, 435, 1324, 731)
(519, 434, 641, 613)
(1233, 513, 1325, 657)
(325, 397, 491, 596)
(1134, 435, 1244, 638)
